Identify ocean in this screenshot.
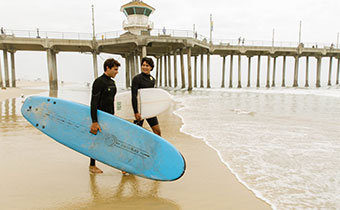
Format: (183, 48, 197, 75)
(172, 86, 340, 210)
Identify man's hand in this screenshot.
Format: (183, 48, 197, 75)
(134, 113, 142, 121)
(90, 122, 102, 135)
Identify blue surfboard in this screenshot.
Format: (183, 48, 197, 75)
(21, 96, 185, 181)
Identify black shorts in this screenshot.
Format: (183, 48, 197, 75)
(134, 116, 159, 127)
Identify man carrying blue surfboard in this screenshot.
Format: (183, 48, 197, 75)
(131, 57, 161, 136)
(89, 58, 120, 173)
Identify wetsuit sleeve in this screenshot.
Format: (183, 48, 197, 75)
(90, 79, 102, 122)
(131, 76, 139, 114)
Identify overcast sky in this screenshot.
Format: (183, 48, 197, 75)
(1, 0, 340, 86)
(2, 0, 340, 42)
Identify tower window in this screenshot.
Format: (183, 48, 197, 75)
(135, 7, 145, 15)
(124, 7, 134, 15)
(124, 6, 152, 16)
(145, 8, 152, 16)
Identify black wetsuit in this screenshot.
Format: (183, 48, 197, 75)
(131, 72, 158, 127)
(90, 73, 116, 166)
(90, 73, 117, 122)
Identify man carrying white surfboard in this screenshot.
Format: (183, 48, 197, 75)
(89, 58, 120, 173)
(131, 57, 161, 136)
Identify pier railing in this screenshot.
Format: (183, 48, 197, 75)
(213, 39, 336, 49)
(2, 29, 93, 40)
(1, 28, 335, 49)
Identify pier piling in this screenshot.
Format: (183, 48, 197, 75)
(282, 56, 286, 87)
(194, 55, 197, 88)
(168, 54, 171, 87)
(0, 56, 3, 88)
(247, 56, 252, 87)
(336, 58, 340, 85)
(173, 52, 178, 87)
(305, 56, 309, 87)
(187, 48, 192, 90)
(229, 54, 234, 88)
(10, 51, 16, 88)
(272, 57, 277, 87)
(328, 57, 333, 86)
(293, 56, 299, 87)
(92, 52, 98, 79)
(180, 49, 185, 88)
(316, 56, 322, 88)
(125, 55, 130, 88)
(266, 56, 271, 88)
(200, 53, 204, 88)
(46, 48, 58, 90)
(3, 50, 9, 87)
(207, 53, 211, 88)
(221, 55, 226, 88)
(159, 55, 163, 86)
(164, 55, 168, 87)
(238, 55, 242, 88)
(257, 55, 261, 87)
(155, 57, 159, 87)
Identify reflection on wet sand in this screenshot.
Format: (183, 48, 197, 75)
(59, 174, 180, 210)
(0, 98, 23, 130)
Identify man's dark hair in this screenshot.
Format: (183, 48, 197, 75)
(141, 57, 154, 70)
(103, 58, 120, 72)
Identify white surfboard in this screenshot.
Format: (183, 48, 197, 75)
(115, 88, 172, 120)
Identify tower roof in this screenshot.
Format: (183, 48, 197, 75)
(120, 1, 155, 12)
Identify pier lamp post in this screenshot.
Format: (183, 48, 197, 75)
(91, 4, 96, 40)
(272, 28, 275, 47)
(298, 21, 302, 44)
(210, 14, 213, 43)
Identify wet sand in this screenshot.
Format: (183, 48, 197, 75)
(0, 80, 47, 101)
(0, 84, 271, 210)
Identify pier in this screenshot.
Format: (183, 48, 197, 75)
(1, 0, 340, 90)
(1, 31, 340, 90)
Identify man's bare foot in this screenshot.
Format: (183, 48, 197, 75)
(89, 166, 103, 173)
(122, 170, 129, 175)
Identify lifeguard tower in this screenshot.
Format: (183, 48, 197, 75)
(120, 0, 155, 35)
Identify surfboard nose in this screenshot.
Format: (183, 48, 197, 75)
(152, 149, 186, 181)
(175, 153, 186, 180)
(160, 152, 186, 181)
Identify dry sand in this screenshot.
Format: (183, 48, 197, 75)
(0, 83, 271, 210)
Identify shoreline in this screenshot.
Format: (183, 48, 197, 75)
(172, 106, 275, 209)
